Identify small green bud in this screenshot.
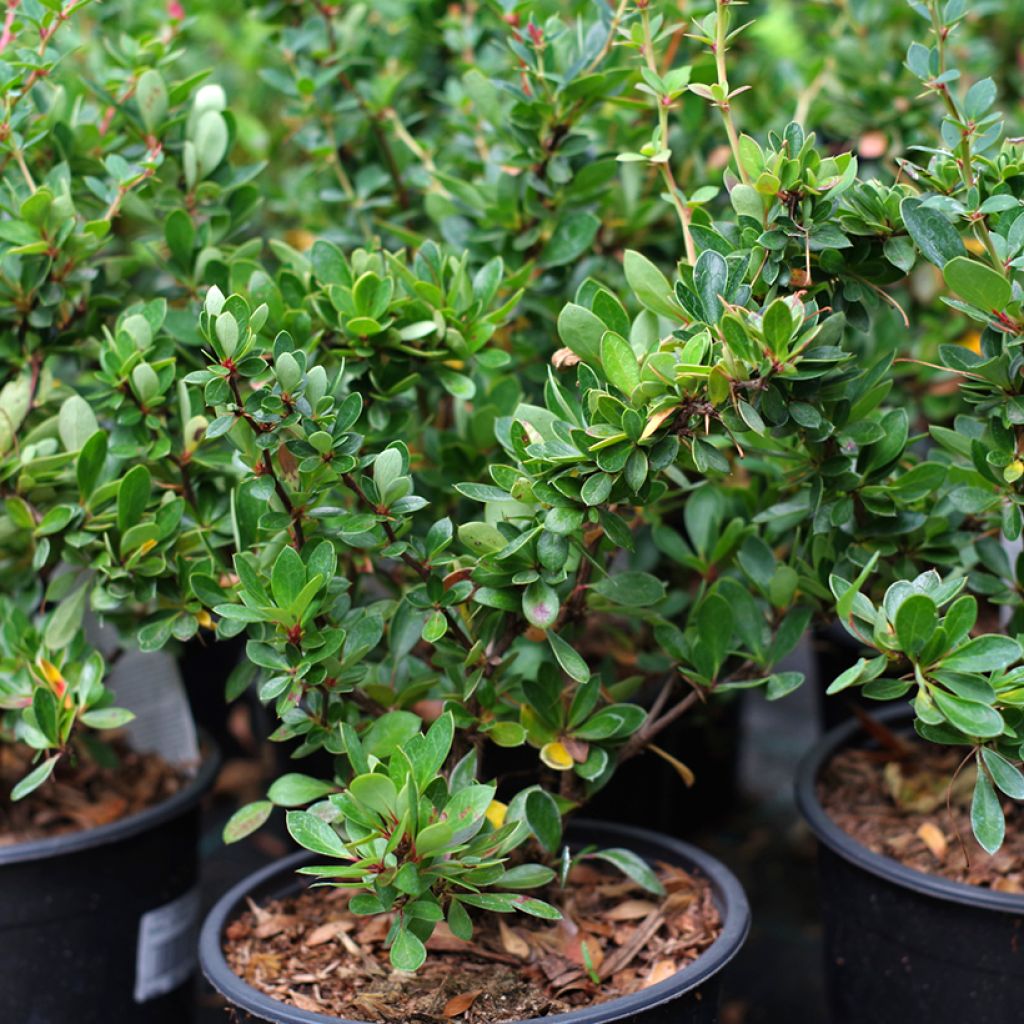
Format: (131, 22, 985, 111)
(275, 351, 301, 393)
(215, 312, 238, 357)
(204, 285, 225, 317)
(131, 362, 160, 403)
(121, 314, 153, 351)
(305, 365, 328, 405)
(250, 303, 269, 334)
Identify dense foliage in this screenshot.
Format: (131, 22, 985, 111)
(3, 0, 1024, 968)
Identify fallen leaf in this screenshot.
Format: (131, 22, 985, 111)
(606, 899, 658, 921)
(255, 913, 298, 939)
(916, 822, 947, 861)
(499, 918, 530, 959)
(444, 990, 482, 1017)
(643, 959, 677, 988)
(306, 921, 342, 947)
(288, 990, 322, 1012)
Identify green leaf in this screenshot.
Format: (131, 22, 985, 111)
(557, 303, 605, 366)
(32, 688, 59, 746)
(79, 707, 135, 730)
(349, 772, 398, 816)
(222, 800, 273, 843)
(286, 809, 349, 858)
(623, 250, 681, 321)
(136, 68, 168, 132)
(510, 895, 562, 920)
(11, 755, 59, 801)
(498, 864, 557, 889)
(591, 571, 665, 607)
(693, 249, 728, 324)
(589, 848, 665, 895)
(165, 208, 195, 270)
(59, 395, 99, 452)
(930, 689, 1004, 739)
(525, 788, 562, 853)
(894, 593, 937, 657)
(271, 546, 306, 608)
(117, 464, 151, 533)
(981, 748, 1024, 800)
(447, 899, 473, 941)
(900, 198, 966, 268)
(539, 211, 600, 267)
(76, 430, 108, 498)
(942, 635, 1021, 673)
(44, 580, 90, 649)
(268, 773, 337, 807)
(600, 332, 640, 396)
(762, 298, 795, 353)
(390, 927, 427, 972)
(943, 257, 1011, 312)
(195, 109, 229, 178)
(548, 631, 590, 682)
(971, 767, 1005, 854)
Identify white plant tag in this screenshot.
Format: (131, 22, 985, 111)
(134, 886, 201, 1002)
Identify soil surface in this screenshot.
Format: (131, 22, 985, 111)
(0, 739, 185, 845)
(223, 859, 721, 1022)
(819, 739, 1024, 891)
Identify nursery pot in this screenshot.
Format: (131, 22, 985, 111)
(796, 710, 1024, 1024)
(200, 819, 751, 1024)
(0, 738, 219, 1024)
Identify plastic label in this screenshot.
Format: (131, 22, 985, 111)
(134, 887, 200, 1002)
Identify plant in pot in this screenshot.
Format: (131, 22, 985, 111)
(797, 5, 1024, 1021)
(0, 4, 260, 1020)
(190, 6, 957, 1020)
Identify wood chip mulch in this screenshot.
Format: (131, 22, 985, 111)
(223, 860, 722, 1022)
(819, 741, 1024, 891)
(0, 740, 185, 845)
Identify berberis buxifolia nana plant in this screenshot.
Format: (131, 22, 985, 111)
(184, 5, 978, 1018)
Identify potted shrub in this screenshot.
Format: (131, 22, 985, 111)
(0, 4, 259, 1019)
(187, 2, 947, 1020)
(797, 7, 1024, 1021)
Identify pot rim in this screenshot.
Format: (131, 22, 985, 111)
(0, 729, 219, 865)
(795, 704, 1024, 913)
(200, 818, 750, 1024)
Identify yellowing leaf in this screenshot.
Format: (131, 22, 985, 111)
(485, 800, 508, 828)
(648, 742, 695, 787)
(38, 658, 66, 695)
(540, 741, 574, 771)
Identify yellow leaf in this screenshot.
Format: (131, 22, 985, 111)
(485, 800, 508, 829)
(647, 742, 695, 787)
(959, 330, 981, 354)
(138, 538, 158, 555)
(641, 406, 676, 441)
(540, 741, 574, 771)
(196, 609, 213, 628)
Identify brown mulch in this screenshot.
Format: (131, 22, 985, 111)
(0, 739, 185, 845)
(223, 860, 721, 1022)
(819, 740, 1024, 891)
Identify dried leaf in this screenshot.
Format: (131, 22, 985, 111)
(443, 990, 482, 1017)
(605, 899, 658, 921)
(915, 821, 948, 861)
(499, 918, 530, 959)
(643, 959, 677, 988)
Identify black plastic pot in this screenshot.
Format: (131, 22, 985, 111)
(796, 710, 1024, 1024)
(0, 740, 219, 1024)
(201, 819, 750, 1024)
